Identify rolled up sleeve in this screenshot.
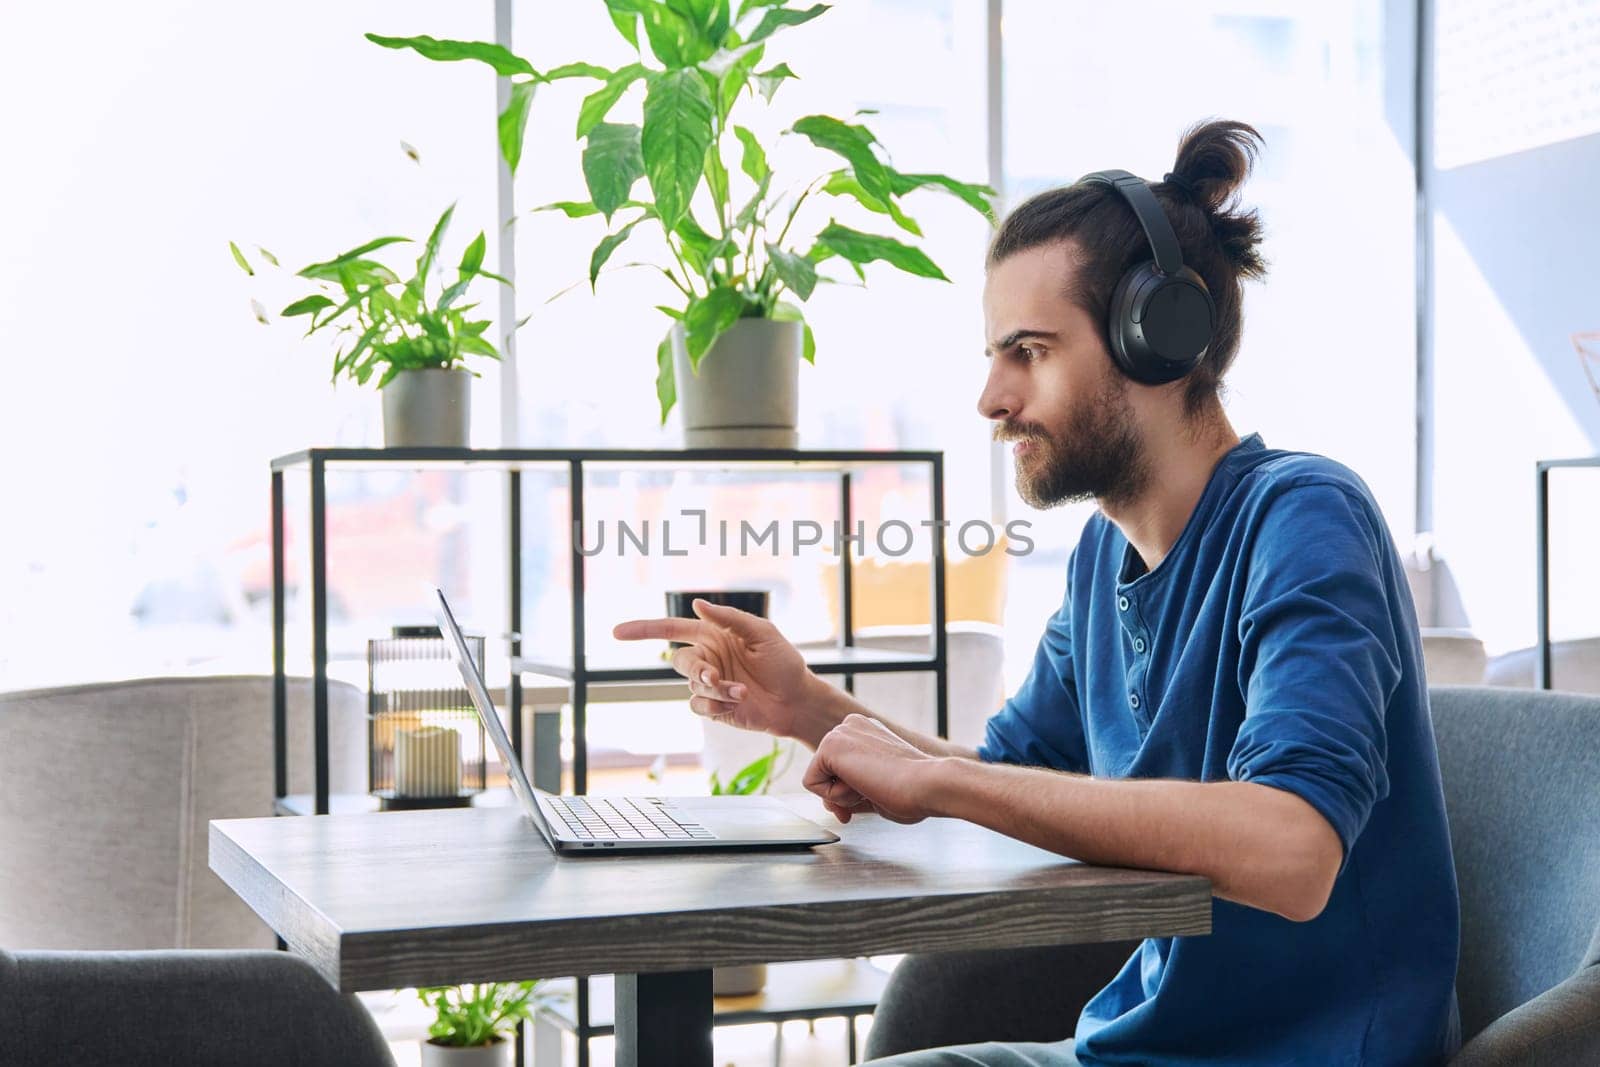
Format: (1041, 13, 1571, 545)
(1226, 482, 1401, 871)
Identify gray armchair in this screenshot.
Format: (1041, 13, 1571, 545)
(1434, 686, 1600, 1065)
(0, 675, 368, 950)
(0, 946, 396, 1067)
(864, 685, 1600, 1064)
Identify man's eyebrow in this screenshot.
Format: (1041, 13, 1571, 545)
(985, 328, 1060, 356)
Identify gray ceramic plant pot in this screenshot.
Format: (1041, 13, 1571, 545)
(672, 318, 801, 449)
(419, 1037, 510, 1067)
(712, 962, 768, 996)
(382, 367, 471, 448)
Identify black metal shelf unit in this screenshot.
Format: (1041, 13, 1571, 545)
(270, 446, 950, 812)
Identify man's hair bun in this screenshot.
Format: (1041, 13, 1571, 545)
(1163, 119, 1266, 280)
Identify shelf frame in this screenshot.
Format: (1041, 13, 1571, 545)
(270, 446, 949, 808)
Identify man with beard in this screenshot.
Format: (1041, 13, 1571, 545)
(615, 120, 1461, 1065)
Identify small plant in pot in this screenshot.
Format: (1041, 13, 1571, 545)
(370, 0, 996, 447)
(415, 980, 549, 1066)
(707, 740, 791, 994)
(231, 203, 510, 448)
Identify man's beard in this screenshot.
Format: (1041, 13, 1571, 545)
(997, 375, 1150, 509)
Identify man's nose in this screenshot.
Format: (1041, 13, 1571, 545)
(977, 363, 1018, 422)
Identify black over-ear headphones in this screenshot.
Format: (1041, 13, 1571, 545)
(1077, 169, 1215, 385)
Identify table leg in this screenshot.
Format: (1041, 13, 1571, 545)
(615, 969, 713, 1067)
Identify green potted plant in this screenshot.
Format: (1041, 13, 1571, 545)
(415, 980, 549, 1066)
(708, 740, 790, 994)
(231, 203, 510, 447)
(369, 0, 996, 447)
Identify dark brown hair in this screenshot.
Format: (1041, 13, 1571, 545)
(987, 119, 1268, 415)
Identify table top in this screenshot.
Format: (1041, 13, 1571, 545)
(210, 796, 1211, 993)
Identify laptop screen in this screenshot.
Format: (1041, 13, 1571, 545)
(432, 589, 558, 849)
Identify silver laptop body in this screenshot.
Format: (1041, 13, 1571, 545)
(433, 589, 838, 854)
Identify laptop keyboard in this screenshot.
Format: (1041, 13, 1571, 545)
(547, 796, 716, 841)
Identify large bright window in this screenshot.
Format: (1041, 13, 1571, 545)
(998, 0, 1414, 684)
(0, 1, 1418, 713)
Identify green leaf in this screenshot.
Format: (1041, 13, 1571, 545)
(458, 232, 486, 277)
(674, 214, 716, 277)
(298, 257, 399, 285)
(770, 300, 816, 363)
(257, 246, 280, 267)
(582, 123, 645, 220)
(334, 322, 384, 381)
(668, 0, 721, 30)
(814, 222, 948, 281)
(703, 139, 730, 218)
(822, 170, 921, 236)
(365, 34, 537, 78)
(636, 2, 714, 67)
(703, 37, 764, 77)
(533, 200, 601, 218)
(543, 62, 612, 81)
(296, 236, 410, 279)
(724, 744, 779, 794)
(764, 243, 816, 301)
(603, 0, 642, 48)
(229, 241, 254, 276)
(498, 80, 537, 174)
(705, 0, 734, 44)
(281, 294, 335, 318)
(745, 3, 828, 45)
(714, 41, 765, 119)
(458, 335, 501, 360)
(416, 203, 456, 287)
(736, 0, 787, 17)
(656, 333, 677, 423)
(577, 63, 644, 138)
(790, 115, 894, 206)
(752, 62, 796, 102)
(732, 172, 771, 231)
(683, 285, 745, 368)
(886, 170, 998, 220)
(733, 126, 768, 183)
(439, 275, 474, 311)
(589, 214, 648, 288)
(641, 70, 714, 232)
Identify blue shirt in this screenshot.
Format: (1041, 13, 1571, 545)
(979, 434, 1461, 1066)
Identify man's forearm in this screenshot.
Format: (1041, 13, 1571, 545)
(925, 758, 1344, 922)
(788, 673, 977, 759)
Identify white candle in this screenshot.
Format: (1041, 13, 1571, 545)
(394, 725, 462, 798)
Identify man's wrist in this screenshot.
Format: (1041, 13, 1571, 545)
(917, 754, 983, 820)
(785, 671, 852, 749)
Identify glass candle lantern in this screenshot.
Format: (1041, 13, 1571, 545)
(367, 625, 487, 810)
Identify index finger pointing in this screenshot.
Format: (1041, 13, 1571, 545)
(612, 616, 717, 643)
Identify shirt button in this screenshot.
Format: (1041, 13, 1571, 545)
(1129, 692, 1141, 709)
(1117, 595, 1130, 611)
(1133, 637, 1147, 654)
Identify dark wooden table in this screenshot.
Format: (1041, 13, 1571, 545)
(210, 797, 1211, 1066)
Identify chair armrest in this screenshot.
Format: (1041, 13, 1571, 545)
(10, 950, 396, 1067)
(1452, 965, 1600, 1067)
(863, 940, 1136, 1059)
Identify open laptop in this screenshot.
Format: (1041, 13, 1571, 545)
(433, 589, 838, 853)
